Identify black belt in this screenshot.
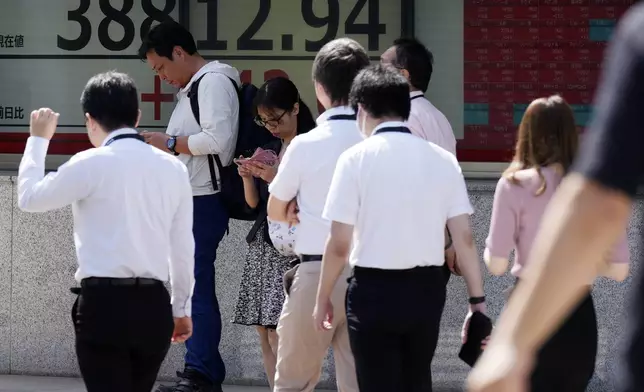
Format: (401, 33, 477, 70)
(288, 254, 323, 268)
(80, 277, 162, 288)
(301, 254, 323, 262)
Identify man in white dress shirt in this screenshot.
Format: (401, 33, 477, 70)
(266, 38, 369, 392)
(17, 72, 195, 392)
(138, 21, 240, 392)
(314, 64, 487, 392)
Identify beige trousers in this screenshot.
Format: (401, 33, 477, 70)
(274, 261, 358, 392)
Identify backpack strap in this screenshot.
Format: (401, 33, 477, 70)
(188, 73, 240, 192)
(188, 73, 240, 126)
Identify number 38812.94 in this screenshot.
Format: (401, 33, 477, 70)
(57, 0, 176, 51)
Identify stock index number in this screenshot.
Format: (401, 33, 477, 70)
(57, 0, 176, 51)
(197, 0, 387, 52)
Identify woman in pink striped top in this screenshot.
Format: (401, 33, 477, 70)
(485, 95, 630, 392)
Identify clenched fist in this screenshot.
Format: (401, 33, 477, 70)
(30, 108, 60, 140)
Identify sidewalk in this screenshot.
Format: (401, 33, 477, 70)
(0, 375, 298, 392)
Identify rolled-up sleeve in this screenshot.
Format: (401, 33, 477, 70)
(268, 138, 303, 202)
(168, 163, 196, 318)
(323, 151, 359, 225)
(187, 73, 239, 162)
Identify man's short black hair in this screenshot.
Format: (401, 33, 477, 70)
(349, 64, 411, 120)
(392, 37, 434, 92)
(138, 20, 197, 60)
(312, 38, 370, 105)
(80, 71, 139, 131)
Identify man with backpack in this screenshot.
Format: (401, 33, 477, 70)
(139, 21, 273, 392)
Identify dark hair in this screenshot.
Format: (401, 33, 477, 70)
(312, 38, 370, 105)
(349, 64, 411, 120)
(504, 95, 579, 196)
(137, 20, 197, 60)
(253, 77, 316, 135)
(80, 71, 139, 131)
(391, 38, 434, 92)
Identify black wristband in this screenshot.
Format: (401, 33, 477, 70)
(469, 296, 486, 305)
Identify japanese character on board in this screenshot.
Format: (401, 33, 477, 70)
(3, 35, 14, 48)
(4, 107, 13, 119)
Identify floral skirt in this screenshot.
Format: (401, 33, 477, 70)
(233, 223, 294, 329)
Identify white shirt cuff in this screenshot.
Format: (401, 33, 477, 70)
(26, 136, 50, 158)
(172, 298, 192, 318)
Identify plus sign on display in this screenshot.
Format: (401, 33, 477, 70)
(461, 0, 636, 162)
(141, 76, 174, 121)
(0, 0, 401, 164)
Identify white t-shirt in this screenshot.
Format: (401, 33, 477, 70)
(323, 121, 473, 270)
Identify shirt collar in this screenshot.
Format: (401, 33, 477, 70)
(316, 106, 354, 125)
(102, 128, 138, 147)
(372, 121, 408, 135)
(410, 91, 424, 99)
(180, 63, 211, 95)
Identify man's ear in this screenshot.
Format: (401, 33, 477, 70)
(135, 109, 141, 128)
(400, 68, 411, 81)
(85, 113, 96, 132)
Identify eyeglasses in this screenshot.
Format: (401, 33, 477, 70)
(254, 110, 287, 128)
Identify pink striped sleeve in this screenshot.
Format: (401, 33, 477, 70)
(486, 177, 518, 259)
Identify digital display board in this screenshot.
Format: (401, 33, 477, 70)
(0, 0, 401, 163)
(461, 0, 636, 162)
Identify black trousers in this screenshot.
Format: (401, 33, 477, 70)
(346, 266, 446, 392)
(530, 290, 597, 392)
(72, 280, 174, 392)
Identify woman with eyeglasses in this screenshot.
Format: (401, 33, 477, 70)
(232, 77, 316, 390)
(484, 95, 630, 392)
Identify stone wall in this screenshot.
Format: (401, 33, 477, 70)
(0, 176, 638, 391)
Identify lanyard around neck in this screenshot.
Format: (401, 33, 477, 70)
(373, 126, 412, 135)
(327, 114, 357, 121)
(105, 133, 145, 146)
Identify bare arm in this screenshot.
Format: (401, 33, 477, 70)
(484, 251, 510, 277)
(317, 222, 352, 302)
(447, 214, 485, 298)
(267, 195, 290, 222)
(242, 177, 260, 209)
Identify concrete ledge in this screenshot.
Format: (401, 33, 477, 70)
(0, 176, 639, 391)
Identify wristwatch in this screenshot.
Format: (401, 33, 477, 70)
(166, 136, 179, 156)
(469, 296, 486, 305)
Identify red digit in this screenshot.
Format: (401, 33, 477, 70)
(240, 70, 252, 84)
(264, 69, 289, 80)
